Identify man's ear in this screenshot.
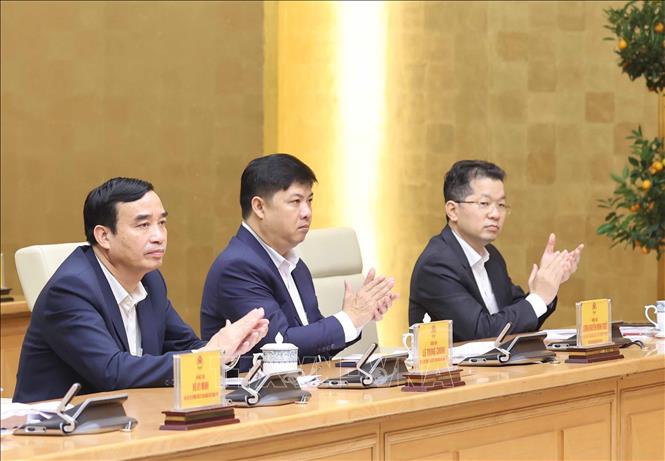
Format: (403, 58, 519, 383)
(445, 201, 459, 223)
(251, 196, 266, 220)
(93, 225, 112, 250)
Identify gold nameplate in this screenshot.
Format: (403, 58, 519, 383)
(173, 350, 223, 410)
(576, 298, 612, 348)
(413, 320, 452, 373)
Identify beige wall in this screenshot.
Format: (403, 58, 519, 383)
(0, 1, 265, 332)
(271, 1, 659, 346)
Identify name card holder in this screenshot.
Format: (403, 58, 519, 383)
(161, 350, 238, 431)
(565, 299, 623, 364)
(547, 320, 644, 351)
(402, 320, 464, 392)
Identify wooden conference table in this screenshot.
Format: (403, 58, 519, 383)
(2, 342, 664, 461)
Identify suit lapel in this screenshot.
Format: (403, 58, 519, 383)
(83, 247, 131, 352)
(236, 225, 304, 326)
(441, 226, 487, 308)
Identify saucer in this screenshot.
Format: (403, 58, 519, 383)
(655, 331, 665, 339)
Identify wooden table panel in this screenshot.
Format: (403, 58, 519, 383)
(562, 420, 612, 460)
(384, 392, 613, 460)
(136, 422, 379, 461)
(619, 381, 665, 461)
(460, 432, 558, 461)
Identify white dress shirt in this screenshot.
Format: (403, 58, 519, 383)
(96, 256, 147, 356)
(451, 230, 547, 318)
(242, 222, 360, 342)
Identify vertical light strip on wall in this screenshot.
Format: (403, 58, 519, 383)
(337, 1, 386, 269)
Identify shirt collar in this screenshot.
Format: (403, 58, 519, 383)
(95, 255, 147, 306)
(242, 221, 299, 272)
(450, 228, 490, 268)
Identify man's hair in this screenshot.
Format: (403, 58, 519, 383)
(240, 153, 317, 219)
(443, 160, 506, 202)
(83, 177, 154, 246)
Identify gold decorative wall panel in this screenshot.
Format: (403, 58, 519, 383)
(0, 1, 265, 332)
(271, 1, 659, 345)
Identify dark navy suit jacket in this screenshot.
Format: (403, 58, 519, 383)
(201, 225, 352, 370)
(409, 226, 556, 341)
(14, 245, 206, 403)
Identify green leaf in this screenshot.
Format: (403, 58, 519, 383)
(597, 223, 613, 234)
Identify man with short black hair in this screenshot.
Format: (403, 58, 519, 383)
(14, 177, 268, 403)
(409, 160, 584, 341)
(201, 154, 397, 369)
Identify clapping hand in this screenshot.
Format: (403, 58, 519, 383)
(528, 250, 568, 305)
(362, 268, 399, 321)
(201, 307, 269, 363)
(540, 234, 584, 284)
(343, 268, 398, 327)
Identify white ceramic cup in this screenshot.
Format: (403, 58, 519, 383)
(253, 341, 298, 375)
(644, 300, 665, 337)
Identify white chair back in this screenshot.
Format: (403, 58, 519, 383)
(297, 227, 378, 356)
(15, 242, 86, 311)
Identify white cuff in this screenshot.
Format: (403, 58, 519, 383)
(333, 311, 362, 343)
(526, 293, 548, 318)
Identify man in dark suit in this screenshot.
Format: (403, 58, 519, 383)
(409, 160, 583, 341)
(14, 178, 268, 403)
(201, 154, 397, 369)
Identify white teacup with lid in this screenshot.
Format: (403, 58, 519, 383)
(253, 332, 299, 375)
